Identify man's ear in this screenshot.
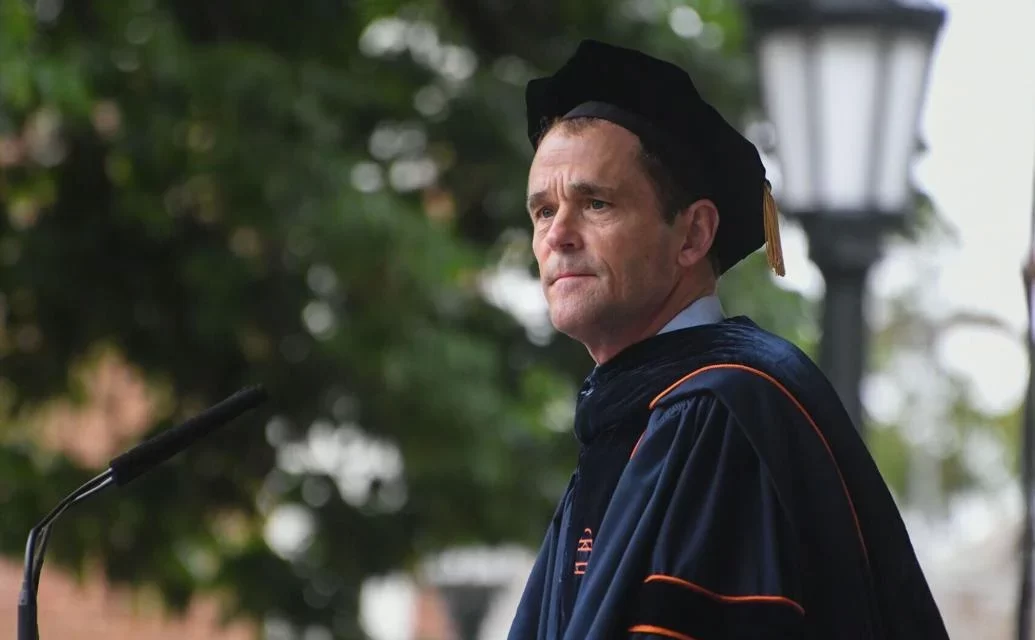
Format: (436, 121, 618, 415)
(676, 199, 719, 269)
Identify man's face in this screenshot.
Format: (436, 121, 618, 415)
(527, 121, 685, 344)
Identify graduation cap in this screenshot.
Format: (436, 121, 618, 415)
(525, 39, 785, 277)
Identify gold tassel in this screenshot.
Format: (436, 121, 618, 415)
(763, 180, 786, 277)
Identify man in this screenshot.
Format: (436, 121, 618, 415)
(508, 40, 949, 640)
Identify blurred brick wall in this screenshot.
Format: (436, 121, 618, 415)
(0, 558, 254, 639)
(0, 353, 253, 639)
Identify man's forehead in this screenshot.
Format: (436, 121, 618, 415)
(536, 119, 640, 155)
(528, 122, 641, 187)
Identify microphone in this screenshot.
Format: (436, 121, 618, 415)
(17, 385, 269, 640)
(109, 386, 269, 486)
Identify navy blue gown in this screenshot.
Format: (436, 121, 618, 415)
(508, 317, 949, 640)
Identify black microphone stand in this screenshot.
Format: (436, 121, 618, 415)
(16, 385, 267, 640)
(19, 470, 116, 640)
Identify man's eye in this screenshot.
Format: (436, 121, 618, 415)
(589, 199, 608, 210)
(538, 208, 555, 219)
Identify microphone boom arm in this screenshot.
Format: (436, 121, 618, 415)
(19, 470, 115, 640)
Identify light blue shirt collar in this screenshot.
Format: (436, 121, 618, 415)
(657, 294, 725, 335)
(586, 295, 726, 373)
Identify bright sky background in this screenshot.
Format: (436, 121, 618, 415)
(915, 0, 1035, 412)
(879, 0, 1034, 416)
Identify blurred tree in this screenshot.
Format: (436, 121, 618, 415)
(866, 240, 1025, 514)
(4, 0, 986, 637)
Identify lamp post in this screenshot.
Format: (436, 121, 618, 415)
(744, 0, 945, 435)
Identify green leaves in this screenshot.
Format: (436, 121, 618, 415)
(0, 0, 837, 635)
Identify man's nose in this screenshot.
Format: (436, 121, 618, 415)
(544, 205, 583, 252)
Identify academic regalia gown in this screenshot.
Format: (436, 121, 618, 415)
(508, 317, 949, 640)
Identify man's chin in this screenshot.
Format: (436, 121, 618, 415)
(548, 309, 598, 343)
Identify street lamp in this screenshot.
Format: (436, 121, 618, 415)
(744, 0, 946, 434)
